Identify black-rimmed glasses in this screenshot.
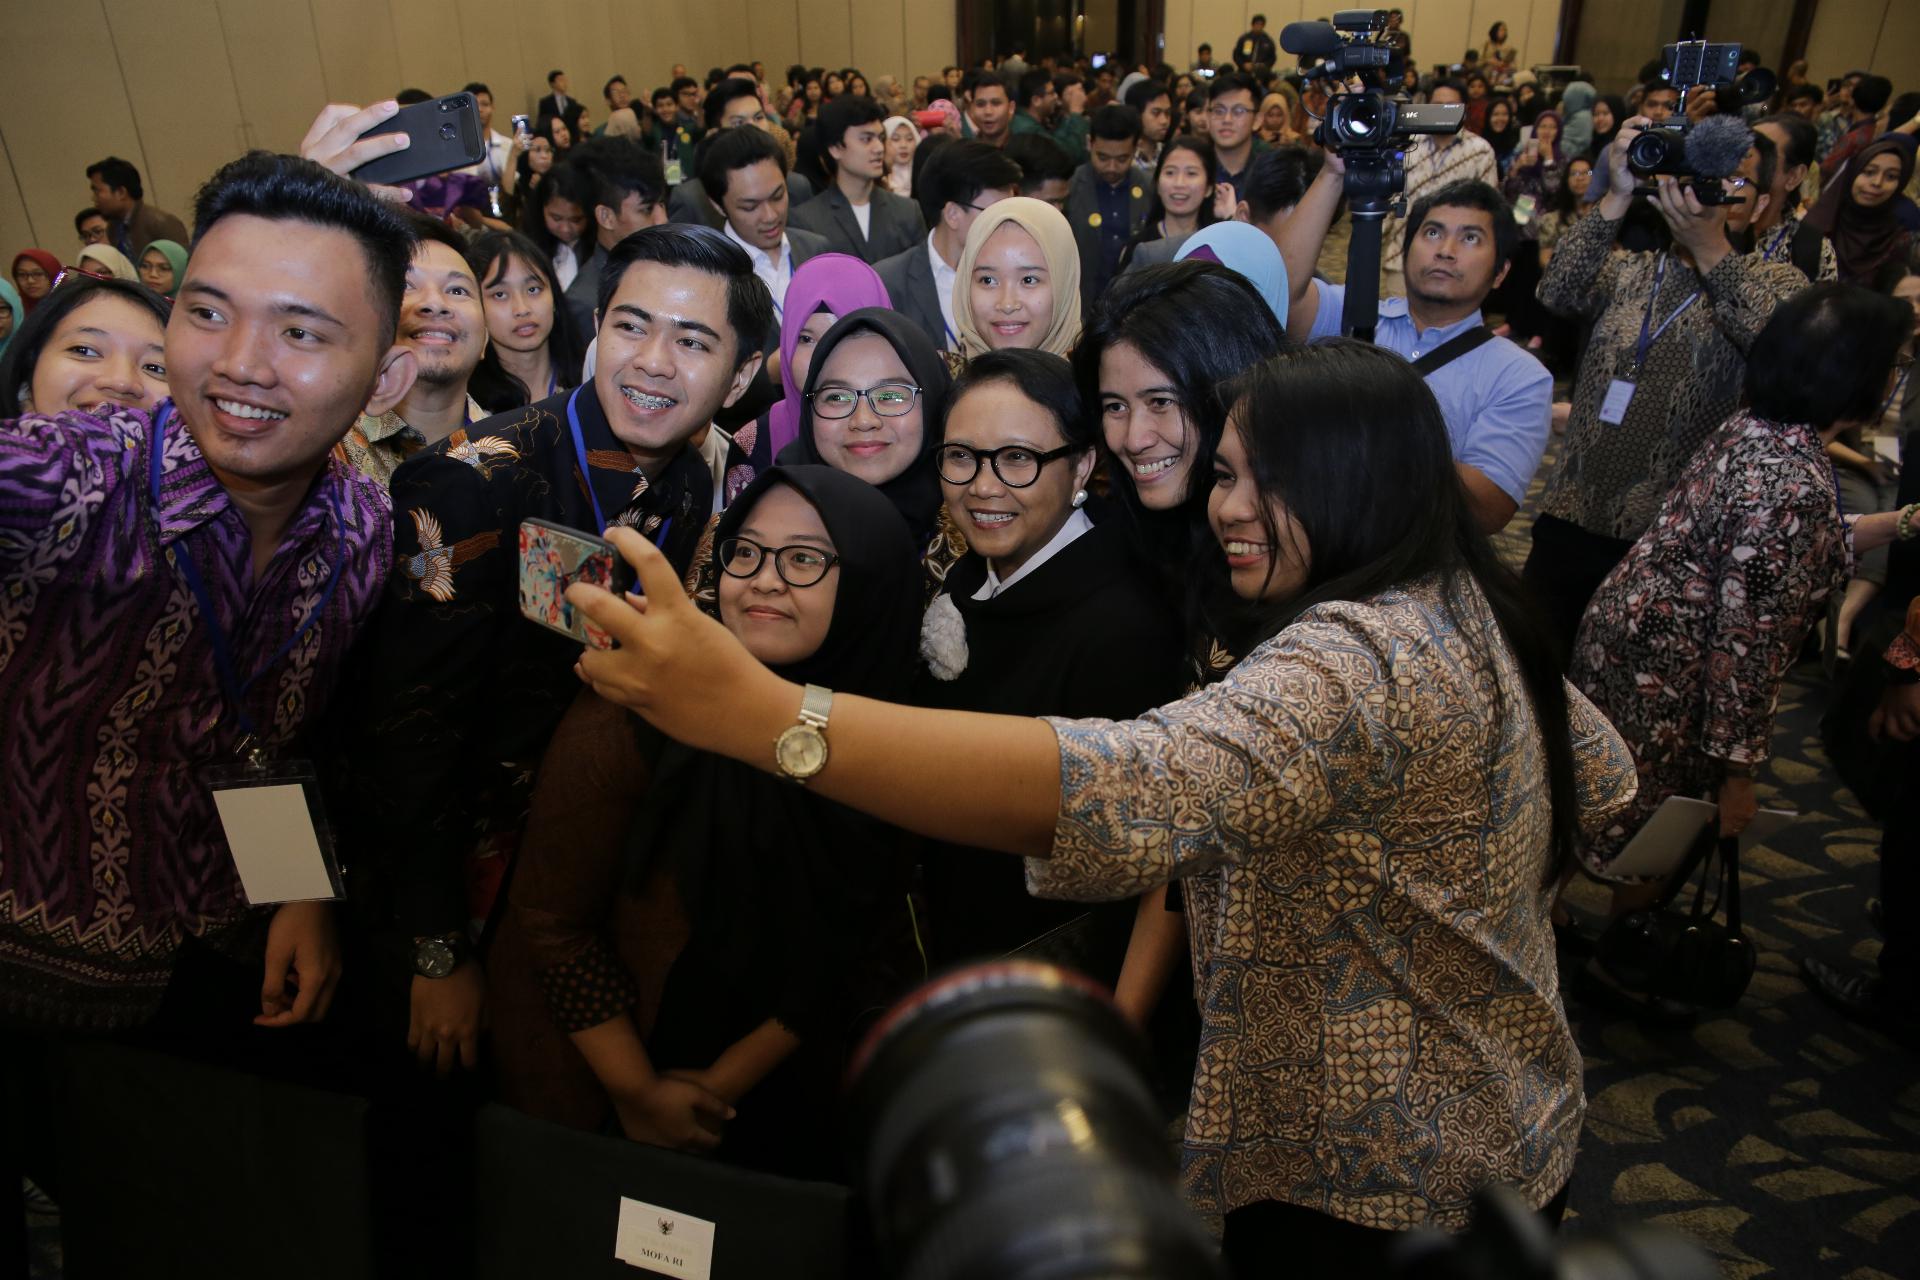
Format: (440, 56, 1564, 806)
(808, 382, 922, 419)
(937, 442, 1081, 488)
(717, 536, 840, 587)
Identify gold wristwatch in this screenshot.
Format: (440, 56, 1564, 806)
(774, 684, 834, 783)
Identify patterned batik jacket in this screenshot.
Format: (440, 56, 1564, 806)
(1025, 575, 1638, 1229)
(321, 387, 722, 942)
(0, 403, 391, 1027)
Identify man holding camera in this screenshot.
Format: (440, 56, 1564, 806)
(1279, 158, 1551, 534)
(1525, 117, 1805, 657)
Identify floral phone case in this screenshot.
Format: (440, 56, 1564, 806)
(517, 519, 635, 648)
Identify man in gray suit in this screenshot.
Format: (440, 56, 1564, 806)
(873, 141, 1022, 351)
(1066, 105, 1152, 306)
(790, 96, 925, 264)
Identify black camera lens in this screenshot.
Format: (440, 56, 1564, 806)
(1626, 127, 1685, 175)
(848, 962, 1224, 1280)
(439, 122, 458, 141)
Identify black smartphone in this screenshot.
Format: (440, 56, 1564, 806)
(351, 92, 486, 186)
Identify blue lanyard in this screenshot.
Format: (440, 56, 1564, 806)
(1635, 254, 1701, 370)
(148, 407, 346, 744)
(1878, 369, 1909, 423)
(563, 386, 673, 547)
(1763, 223, 1792, 261)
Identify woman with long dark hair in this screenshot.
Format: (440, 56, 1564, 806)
(463, 230, 586, 412)
(1072, 260, 1286, 678)
(519, 160, 597, 294)
(1117, 135, 1221, 273)
(564, 339, 1639, 1270)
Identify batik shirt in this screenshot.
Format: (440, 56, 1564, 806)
(1026, 576, 1638, 1229)
(0, 403, 391, 1027)
(1537, 210, 1807, 541)
(323, 387, 724, 941)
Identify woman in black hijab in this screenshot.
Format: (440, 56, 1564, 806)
(492, 465, 923, 1178)
(780, 306, 966, 591)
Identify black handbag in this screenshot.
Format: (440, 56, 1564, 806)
(1596, 824, 1757, 1009)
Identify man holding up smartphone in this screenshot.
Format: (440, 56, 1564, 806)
(326, 221, 773, 1079)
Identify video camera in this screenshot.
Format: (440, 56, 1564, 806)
(1626, 41, 1776, 206)
(1281, 9, 1466, 341)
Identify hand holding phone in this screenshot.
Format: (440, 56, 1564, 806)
(350, 92, 486, 186)
(519, 519, 638, 649)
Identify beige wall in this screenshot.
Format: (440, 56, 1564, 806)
(1159, 1, 1567, 78)
(0, 0, 957, 256)
(1803, 0, 1920, 82)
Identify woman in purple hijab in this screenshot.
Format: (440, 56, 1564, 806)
(762, 253, 890, 460)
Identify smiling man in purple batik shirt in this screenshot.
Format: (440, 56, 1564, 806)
(0, 151, 418, 1031)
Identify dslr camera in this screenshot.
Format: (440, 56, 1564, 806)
(1627, 40, 1776, 205)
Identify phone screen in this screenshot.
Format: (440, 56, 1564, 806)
(511, 113, 531, 138)
(518, 520, 636, 648)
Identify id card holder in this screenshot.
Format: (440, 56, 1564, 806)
(207, 754, 346, 905)
(1598, 378, 1636, 426)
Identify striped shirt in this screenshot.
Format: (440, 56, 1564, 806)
(1382, 132, 1499, 274)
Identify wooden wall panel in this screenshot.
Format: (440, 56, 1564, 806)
(849, 0, 905, 89)
(101, 0, 245, 226)
(452, 0, 534, 115)
(216, 0, 332, 153)
(390, 0, 474, 95)
(309, 0, 404, 106)
(903, 0, 955, 89)
(1867, 0, 1918, 81)
(748, 2, 805, 82)
(0, 1, 145, 254)
(796, 0, 855, 71)
(0, 129, 40, 266)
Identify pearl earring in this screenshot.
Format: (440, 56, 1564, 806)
(1072, 488, 1088, 508)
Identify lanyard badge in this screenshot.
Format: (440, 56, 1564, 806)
(151, 408, 348, 905)
(1602, 254, 1702, 427)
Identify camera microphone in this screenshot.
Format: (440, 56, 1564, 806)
(1683, 114, 1755, 182)
(1280, 20, 1342, 59)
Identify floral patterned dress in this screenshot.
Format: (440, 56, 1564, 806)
(1571, 413, 1854, 875)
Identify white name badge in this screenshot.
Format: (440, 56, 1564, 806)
(1598, 378, 1636, 426)
(209, 759, 345, 905)
(615, 1197, 715, 1280)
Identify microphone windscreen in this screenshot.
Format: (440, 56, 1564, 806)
(1280, 21, 1342, 59)
(1683, 114, 1755, 181)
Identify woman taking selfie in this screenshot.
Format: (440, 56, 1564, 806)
(491, 466, 923, 1176)
(564, 339, 1638, 1269)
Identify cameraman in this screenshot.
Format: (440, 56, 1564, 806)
(1525, 117, 1806, 657)
(1279, 157, 1551, 533)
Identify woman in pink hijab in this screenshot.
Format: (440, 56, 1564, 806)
(763, 252, 891, 459)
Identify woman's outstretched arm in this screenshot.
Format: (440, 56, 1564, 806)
(570, 528, 1063, 858)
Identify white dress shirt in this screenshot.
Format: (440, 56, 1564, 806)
(552, 241, 579, 291)
(463, 129, 511, 188)
(927, 231, 959, 350)
(972, 509, 1093, 600)
(723, 221, 794, 315)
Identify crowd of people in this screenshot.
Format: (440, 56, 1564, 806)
(3, 13, 1918, 1278)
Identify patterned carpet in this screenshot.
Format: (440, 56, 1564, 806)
(1498, 447, 1920, 1279)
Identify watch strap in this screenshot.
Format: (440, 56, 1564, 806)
(798, 683, 834, 729)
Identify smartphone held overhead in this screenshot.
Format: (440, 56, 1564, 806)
(350, 92, 485, 186)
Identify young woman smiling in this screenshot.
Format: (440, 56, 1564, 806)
(1118, 136, 1221, 273)
(0, 275, 170, 417)
(561, 339, 1637, 1267)
(954, 197, 1081, 363)
(916, 349, 1184, 998)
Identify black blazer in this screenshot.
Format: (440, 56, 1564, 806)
(666, 172, 817, 230)
(536, 93, 583, 133)
(788, 184, 925, 265)
(875, 241, 947, 352)
(1065, 165, 1152, 307)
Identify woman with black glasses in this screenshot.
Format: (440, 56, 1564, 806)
(914, 349, 1185, 1013)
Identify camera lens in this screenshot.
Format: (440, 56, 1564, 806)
(439, 122, 458, 141)
(848, 962, 1224, 1280)
(1626, 128, 1683, 175)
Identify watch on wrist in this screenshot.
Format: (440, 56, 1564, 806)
(774, 683, 834, 783)
(412, 932, 470, 979)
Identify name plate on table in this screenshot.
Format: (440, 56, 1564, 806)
(614, 1197, 715, 1279)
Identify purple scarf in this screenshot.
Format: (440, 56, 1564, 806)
(767, 253, 892, 457)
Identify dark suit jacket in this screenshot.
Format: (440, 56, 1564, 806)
(562, 248, 603, 342)
(788, 184, 925, 265)
(113, 201, 190, 262)
(536, 93, 583, 132)
(1065, 166, 1151, 306)
(874, 241, 947, 351)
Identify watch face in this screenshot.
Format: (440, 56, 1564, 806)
(776, 724, 828, 778)
(416, 940, 456, 979)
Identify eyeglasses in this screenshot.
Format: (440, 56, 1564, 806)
(1208, 104, 1253, 121)
(717, 536, 840, 587)
(13, 265, 50, 284)
(808, 382, 921, 419)
(937, 442, 1082, 488)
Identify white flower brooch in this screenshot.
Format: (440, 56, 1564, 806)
(920, 593, 969, 681)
